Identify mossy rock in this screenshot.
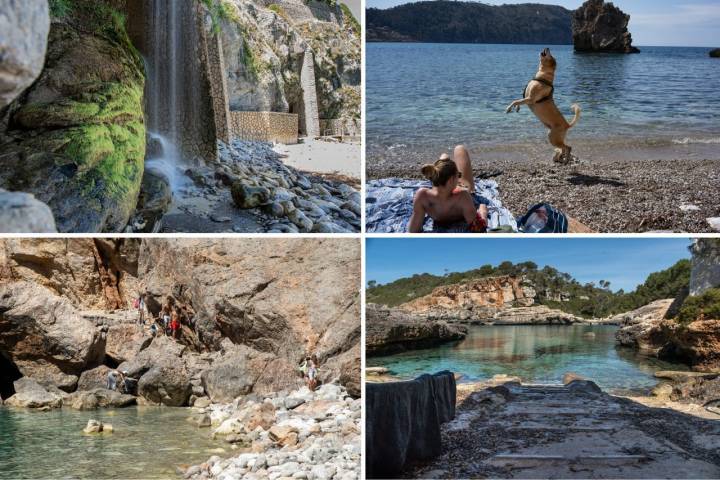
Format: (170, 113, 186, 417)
(0, 17, 146, 233)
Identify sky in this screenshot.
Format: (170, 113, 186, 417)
(366, 238, 694, 292)
(364, 0, 720, 47)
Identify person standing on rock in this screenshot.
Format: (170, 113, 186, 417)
(107, 369, 122, 391)
(135, 294, 146, 326)
(170, 308, 180, 339)
(162, 308, 171, 336)
(307, 355, 319, 391)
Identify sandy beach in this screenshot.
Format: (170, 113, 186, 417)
(368, 157, 720, 233)
(275, 138, 361, 179)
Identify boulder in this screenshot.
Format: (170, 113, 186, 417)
(572, 0, 640, 53)
(563, 372, 586, 385)
(0, 282, 104, 390)
(83, 419, 112, 434)
(231, 183, 271, 209)
(4, 377, 62, 409)
(339, 355, 361, 398)
(0, 189, 57, 233)
(105, 324, 152, 363)
(613, 299, 674, 353)
(366, 372, 456, 478)
(0, 0, 50, 107)
(116, 336, 192, 406)
(66, 388, 136, 410)
(710, 49, 720, 58)
(201, 345, 274, 403)
(77, 366, 113, 391)
(366, 304, 467, 356)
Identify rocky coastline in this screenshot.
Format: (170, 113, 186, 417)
(572, 0, 640, 53)
(184, 383, 360, 480)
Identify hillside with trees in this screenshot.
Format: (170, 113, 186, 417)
(367, 1, 573, 44)
(366, 259, 692, 318)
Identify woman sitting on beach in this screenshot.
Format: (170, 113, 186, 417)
(408, 145, 488, 233)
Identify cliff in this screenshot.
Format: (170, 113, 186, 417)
(366, 304, 467, 356)
(572, 0, 639, 53)
(367, 1, 572, 44)
(398, 275, 584, 324)
(0, 238, 360, 406)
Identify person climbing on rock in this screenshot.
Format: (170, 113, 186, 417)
(170, 308, 180, 339)
(162, 308, 171, 336)
(107, 369, 124, 391)
(135, 294, 146, 326)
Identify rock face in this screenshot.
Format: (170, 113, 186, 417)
(366, 372, 456, 478)
(689, 239, 720, 296)
(366, 304, 467, 356)
(0, 0, 50, 108)
(0, 2, 147, 232)
(398, 275, 583, 324)
(613, 299, 674, 353)
(217, 0, 360, 132)
(0, 238, 360, 406)
(572, 0, 640, 53)
(0, 282, 105, 391)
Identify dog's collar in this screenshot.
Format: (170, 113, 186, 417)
(532, 77, 554, 87)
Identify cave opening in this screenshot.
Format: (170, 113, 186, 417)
(0, 352, 22, 400)
(103, 355, 120, 369)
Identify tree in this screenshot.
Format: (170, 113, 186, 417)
(368, 280, 377, 289)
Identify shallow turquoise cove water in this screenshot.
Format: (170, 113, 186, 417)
(0, 406, 225, 480)
(367, 324, 688, 393)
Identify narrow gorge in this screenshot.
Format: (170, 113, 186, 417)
(0, 238, 361, 479)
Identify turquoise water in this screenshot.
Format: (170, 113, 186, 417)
(367, 325, 688, 393)
(0, 406, 225, 479)
(366, 43, 720, 165)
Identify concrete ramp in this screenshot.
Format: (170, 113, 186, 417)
(412, 382, 720, 479)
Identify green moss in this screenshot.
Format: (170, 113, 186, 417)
(677, 289, 720, 324)
(201, 0, 241, 33)
(49, 0, 74, 18)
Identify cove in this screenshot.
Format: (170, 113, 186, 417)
(0, 406, 225, 479)
(367, 325, 689, 394)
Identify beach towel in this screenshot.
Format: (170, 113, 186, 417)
(365, 178, 518, 233)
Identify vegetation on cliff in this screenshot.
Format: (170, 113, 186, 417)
(367, 260, 691, 319)
(367, 1, 572, 44)
(677, 288, 720, 324)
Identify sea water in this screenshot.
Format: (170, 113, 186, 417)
(367, 324, 689, 393)
(0, 406, 224, 479)
(366, 43, 720, 165)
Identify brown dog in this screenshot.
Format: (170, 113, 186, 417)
(506, 48, 581, 164)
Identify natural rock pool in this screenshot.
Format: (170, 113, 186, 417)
(0, 406, 224, 479)
(367, 325, 688, 393)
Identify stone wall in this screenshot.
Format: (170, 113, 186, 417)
(320, 118, 360, 137)
(230, 111, 299, 144)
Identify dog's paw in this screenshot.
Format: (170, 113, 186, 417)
(505, 104, 515, 113)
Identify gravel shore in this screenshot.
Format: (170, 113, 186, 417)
(368, 158, 720, 233)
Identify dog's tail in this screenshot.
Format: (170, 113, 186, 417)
(568, 103, 581, 129)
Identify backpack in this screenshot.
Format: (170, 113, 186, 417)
(517, 203, 568, 233)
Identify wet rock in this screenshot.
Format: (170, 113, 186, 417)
(232, 182, 271, 209)
(563, 372, 586, 385)
(565, 379, 602, 394)
(572, 0, 640, 53)
(67, 388, 136, 410)
(0, 0, 50, 107)
(0, 189, 57, 233)
(83, 419, 112, 434)
(4, 377, 63, 409)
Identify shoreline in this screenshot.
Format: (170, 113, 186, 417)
(275, 139, 361, 180)
(368, 156, 720, 233)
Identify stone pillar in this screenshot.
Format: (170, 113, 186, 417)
(203, 28, 231, 144)
(300, 49, 320, 138)
(689, 239, 720, 296)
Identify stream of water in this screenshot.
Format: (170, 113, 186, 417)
(0, 406, 225, 479)
(367, 324, 689, 394)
